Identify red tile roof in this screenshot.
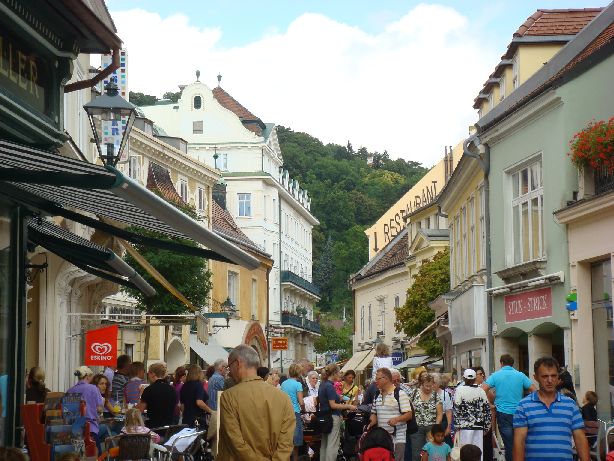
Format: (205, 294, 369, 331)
(211, 201, 269, 257)
(515, 8, 604, 37)
(355, 230, 408, 281)
(147, 163, 186, 206)
(212, 86, 266, 135)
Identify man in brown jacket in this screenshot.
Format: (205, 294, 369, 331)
(217, 344, 295, 461)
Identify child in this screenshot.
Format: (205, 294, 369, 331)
(122, 408, 161, 444)
(421, 424, 451, 461)
(460, 444, 482, 461)
(372, 343, 393, 380)
(581, 391, 598, 422)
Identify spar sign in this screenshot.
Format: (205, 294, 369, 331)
(85, 325, 119, 366)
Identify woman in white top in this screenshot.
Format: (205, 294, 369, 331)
(372, 343, 393, 380)
(306, 370, 319, 397)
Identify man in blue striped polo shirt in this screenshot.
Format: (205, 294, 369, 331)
(512, 356, 589, 461)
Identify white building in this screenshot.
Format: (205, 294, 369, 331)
(141, 75, 320, 368)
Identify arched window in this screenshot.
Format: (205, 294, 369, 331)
(193, 95, 202, 109)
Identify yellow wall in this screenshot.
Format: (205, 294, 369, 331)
(517, 43, 563, 85)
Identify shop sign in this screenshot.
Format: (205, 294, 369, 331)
(271, 337, 289, 350)
(85, 325, 119, 366)
(504, 287, 552, 323)
(392, 352, 404, 366)
(0, 29, 51, 116)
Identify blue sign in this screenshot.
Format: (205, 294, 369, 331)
(392, 352, 404, 366)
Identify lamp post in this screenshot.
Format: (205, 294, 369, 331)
(84, 79, 136, 167)
(220, 297, 237, 320)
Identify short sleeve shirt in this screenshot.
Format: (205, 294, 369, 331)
(513, 391, 584, 460)
(485, 366, 533, 414)
(410, 390, 441, 426)
(66, 381, 104, 434)
(207, 372, 225, 411)
(141, 379, 176, 429)
(421, 441, 452, 461)
(318, 380, 341, 416)
(281, 378, 303, 413)
(180, 380, 209, 427)
(371, 389, 412, 443)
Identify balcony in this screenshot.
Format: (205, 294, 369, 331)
(281, 270, 321, 299)
(595, 166, 614, 195)
(281, 312, 321, 334)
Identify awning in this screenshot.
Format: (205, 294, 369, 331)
(354, 348, 376, 372)
(189, 333, 228, 364)
(393, 354, 430, 369)
(0, 140, 259, 270)
(341, 349, 372, 373)
(28, 218, 156, 296)
(407, 313, 447, 348)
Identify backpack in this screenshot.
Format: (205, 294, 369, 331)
(374, 387, 418, 435)
(359, 426, 395, 455)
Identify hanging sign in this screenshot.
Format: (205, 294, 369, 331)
(271, 337, 289, 350)
(504, 287, 552, 323)
(85, 325, 119, 366)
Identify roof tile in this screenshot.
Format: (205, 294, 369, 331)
(356, 232, 408, 281)
(146, 163, 186, 206)
(212, 87, 265, 135)
(515, 9, 604, 37)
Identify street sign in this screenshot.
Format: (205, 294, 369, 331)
(271, 337, 289, 350)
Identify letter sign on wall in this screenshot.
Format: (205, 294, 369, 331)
(504, 287, 553, 323)
(271, 337, 289, 351)
(85, 325, 119, 366)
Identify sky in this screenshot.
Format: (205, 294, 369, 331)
(106, 0, 604, 166)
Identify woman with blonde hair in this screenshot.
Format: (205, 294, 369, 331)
(318, 364, 357, 461)
(372, 343, 393, 380)
(267, 370, 280, 387)
(26, 367, 49, 403)
(408, 373, 443, 461)
(281, 363, 305, 461)
(180, 364, 212, 427)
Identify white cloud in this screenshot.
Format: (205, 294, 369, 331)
(111, 5, 497, 166)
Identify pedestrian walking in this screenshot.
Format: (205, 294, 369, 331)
(281, 363, 305, 461)
(512, 356, 589, 461)
(318, 363, 357, 461)
(369, 367, 413, 461)
(453, 369, 491, 460)
(138, 362, 176, 432)
(481, 354, 535, 461)
(217, 345, 295, 461)
(409, 373, 443, 461)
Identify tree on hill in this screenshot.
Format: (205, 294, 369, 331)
(395, 249, 450, 357)
(129, 91, 157, 106)
(163, 91, 181, 103)
(314, 322, 353, 360)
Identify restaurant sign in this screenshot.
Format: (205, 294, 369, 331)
(0, 30, 52, 117)
(85, 325, 119, 366)
(504, 287, 552, 323)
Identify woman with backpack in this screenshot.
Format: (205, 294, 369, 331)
(318, 364, 357, 461)
(408, 373, 443, 461)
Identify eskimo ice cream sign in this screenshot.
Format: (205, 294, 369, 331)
(504, 287, 552, 323)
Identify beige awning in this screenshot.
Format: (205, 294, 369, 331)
(341, 349, 371, 373)
(354, 348, 376, 372)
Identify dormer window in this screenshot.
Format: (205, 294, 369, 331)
(193, 95, 202, 110)
(512, 54, 519, 89)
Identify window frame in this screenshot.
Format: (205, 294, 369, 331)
(479, 184, 486, 270)
(368, 304, 372, 338)
(227, 270, 239, 306)
(512, 54, 519, 89)
(237, 192, 252, 217)
(197, 186, 206, 214)
(178, 177, 188, 202)
(192, 120, 203, 134)
(251, 278, 258, 320)
(499, 75, 506, 100)
(469, 194, 476, 275)
(128, 155, 141, 182)
(361, 306, 365, 340)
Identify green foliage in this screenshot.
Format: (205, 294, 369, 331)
(163, 91, 182, 103)
(395, 249, 450, 356)
(314, 323, 353, 359)
(122, 200, 212, 315)
(277, 126, 427, 316)
(129, 91, 157, 106)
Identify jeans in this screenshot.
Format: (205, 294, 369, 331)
(409, 425, 431, 461)
(320, 414, 342, 461)
(496, 411, 514, 461)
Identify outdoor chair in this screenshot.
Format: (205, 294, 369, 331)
(97, 433, 153, 461)
(574, 419, 606, 461)
(150, 424, 187, 444)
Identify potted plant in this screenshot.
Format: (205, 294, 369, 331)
(569, 117, 614, 172)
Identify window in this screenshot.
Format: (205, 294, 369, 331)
(220, 153, 228, 170)
(273, 198, 277, 222)
(128, 156, 141, 181)
(510, 160, 543, 265)
(197, 187, 206, 214)
(238, 193, 251, 217)
(478, 108, 483, 120)
(228, 271, 239, 305)
(488, 92, 494, 110)
(124, 343, 134, 360)
(263, 195, 268, 220)
(178, 178, 188, 202)
(251, 279, 258, 320)
(273, 243, 278, 266)
(361, 306, 365, 340)
(193, 120, 203, 134)
(469, 195, 476, 275)
(512, 54, 519, 89)
(394, 296, 400, 309)
(449, 221, 455, 284)
(479, 185, 486, 269)
(454, 215, 461, 284)
(461, 206, 467, 280)
(379, 299, 385, 335)
(499, 75, 506, 100)
(193, 95, 202, 110)
(424, 216, 431, 229)
(368, 304, 372, 338)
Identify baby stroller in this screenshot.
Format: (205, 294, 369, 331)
(342, 407, 371, 459)
(358, 427, 395, 461)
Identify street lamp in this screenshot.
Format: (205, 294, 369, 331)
(220, 297, 237, 319)
(84, 79, 136, 167)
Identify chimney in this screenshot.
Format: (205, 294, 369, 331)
(213, 180, 227, 210)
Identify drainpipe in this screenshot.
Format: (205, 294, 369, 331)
(64, 46, 121, 93)
(463, 135, 493, 372)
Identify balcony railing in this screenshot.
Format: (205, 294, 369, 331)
(281, 312, 321, 334)
(280, 271, 321, 298)
(595, 166, 614, 195)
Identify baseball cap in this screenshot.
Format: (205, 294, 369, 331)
(463, 368, 476, 380)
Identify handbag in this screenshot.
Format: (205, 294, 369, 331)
(450, 431, 462, 461)
(313, 410, 333, 434)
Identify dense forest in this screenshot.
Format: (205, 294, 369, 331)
(276, 127, 427, 317)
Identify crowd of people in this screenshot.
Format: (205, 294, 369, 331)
(18, 343, 603, 461)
